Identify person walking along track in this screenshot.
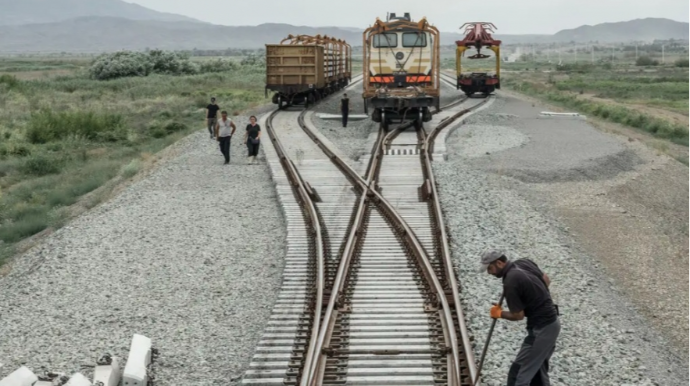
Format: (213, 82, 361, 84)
(206, 97, 220, 139)
(216, 111, 236, 165)
(481, 250, 560, 386)
(245, 115, 261, 164)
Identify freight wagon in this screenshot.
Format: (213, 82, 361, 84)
(266, 35, 352, 108)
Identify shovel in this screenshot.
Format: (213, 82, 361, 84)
(473, 293, 504, 386)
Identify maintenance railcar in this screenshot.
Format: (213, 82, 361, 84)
(455, 23, 502, 96)
(266, 35, 351, 108)
(362, 13, 440, 129)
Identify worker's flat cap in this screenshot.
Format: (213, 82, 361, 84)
(479, 250, 506, 272)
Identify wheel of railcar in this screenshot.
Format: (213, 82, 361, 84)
(277, 96, 284, 110)
(381, 112, 388, 131)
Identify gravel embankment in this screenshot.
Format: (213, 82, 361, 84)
(0, 113, 285, 385)
(434, 97, 687, 386)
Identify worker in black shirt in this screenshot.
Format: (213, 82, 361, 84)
(206, 97, 220, 139)
(340, 93, 351, 128)
(480, 250, 560, 386)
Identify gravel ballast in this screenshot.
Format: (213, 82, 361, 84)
(310, 81, 377, 161)
(434, 95, 687, 386)
(0, 113, 285, 385)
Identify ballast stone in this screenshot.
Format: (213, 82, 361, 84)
(123, 334, 152, 386)
(0, 366, 38, 386)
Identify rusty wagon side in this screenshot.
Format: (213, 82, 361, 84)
(266, 35, 351, 108)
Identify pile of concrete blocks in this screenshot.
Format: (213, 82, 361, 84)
(0, 334, 153, 386)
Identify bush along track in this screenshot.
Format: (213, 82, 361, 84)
(0, 53, 268, 266)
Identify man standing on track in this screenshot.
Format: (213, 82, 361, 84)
(215, 111, 236, 165)
(340, 93, 351, 128)
(481, 250, 560, 386)
(206, 97, 220, 139)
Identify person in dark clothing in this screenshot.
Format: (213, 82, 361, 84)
(481, 250, 560, 386)
(340, 93, 351, 127)
(244, 115, 261, 164)
(206, 97, 220, 139)
(215, 111, 236, 164)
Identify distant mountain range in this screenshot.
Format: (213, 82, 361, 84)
(0, 0, 202, 26)
(0, 0, 687, 53)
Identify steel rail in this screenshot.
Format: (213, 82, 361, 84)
(419, 98, 491, 385)
(264, 110, 325, 386)
(294, 115, 464, 386)
(289, 73, 482, 385)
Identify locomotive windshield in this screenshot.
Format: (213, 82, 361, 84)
(373, 33, 398, 48)
(402, 32, 427, 47)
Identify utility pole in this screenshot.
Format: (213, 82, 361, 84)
(635, 44, 638, 60)
(558, 45, 561, 64)
(662, 44, 665, 63)
(591, 45, 594, 64)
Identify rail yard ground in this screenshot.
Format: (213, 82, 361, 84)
(0, 56, 688, 385)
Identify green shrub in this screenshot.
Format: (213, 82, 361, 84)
(150, 128, 167, 138)
(675, 58, 689, 68)
(148, 50, 198, 75)
(89, 50, 201, 80)
(0, 74, 20, 89)
(635, 56, 659, 66)
(164, 122, 187, 134)
(0, 214, 49, 243)
(26, 109, 126, 144)
(8, 143, 31, 157)
(21, 155, 61, 175)
(89, 51, 153, 80)
(200, 59, 239, 73)
(120, 159, 141, 178)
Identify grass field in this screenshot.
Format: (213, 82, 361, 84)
(499, 63, 688, 147)
(0, 56, 267, 265)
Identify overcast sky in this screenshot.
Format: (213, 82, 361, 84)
(125, 0, 689, 34)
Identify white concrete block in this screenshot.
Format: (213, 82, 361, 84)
(64, 373, 92, 386)
(122, 334, 152, 386)
(93, 356, 122, 386)
(315, 113, 369, 121)
(0, 366, 38, 386)
(538, 111, 587, 120)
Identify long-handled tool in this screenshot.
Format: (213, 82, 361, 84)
(473, 293, 504, 386)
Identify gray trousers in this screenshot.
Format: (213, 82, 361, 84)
(508, 319, 560, 386)
(207, 118, 217, 136)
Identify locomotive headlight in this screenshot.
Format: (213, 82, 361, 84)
(395, 52, 404, 60)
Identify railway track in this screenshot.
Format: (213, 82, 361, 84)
(242, 79, 491, 385)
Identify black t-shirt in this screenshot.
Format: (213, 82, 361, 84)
(246, 124, 260, 139)
(207, 104, 220, 119)
(502, 259, 557, 329)
(341, 97, 349, 112)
